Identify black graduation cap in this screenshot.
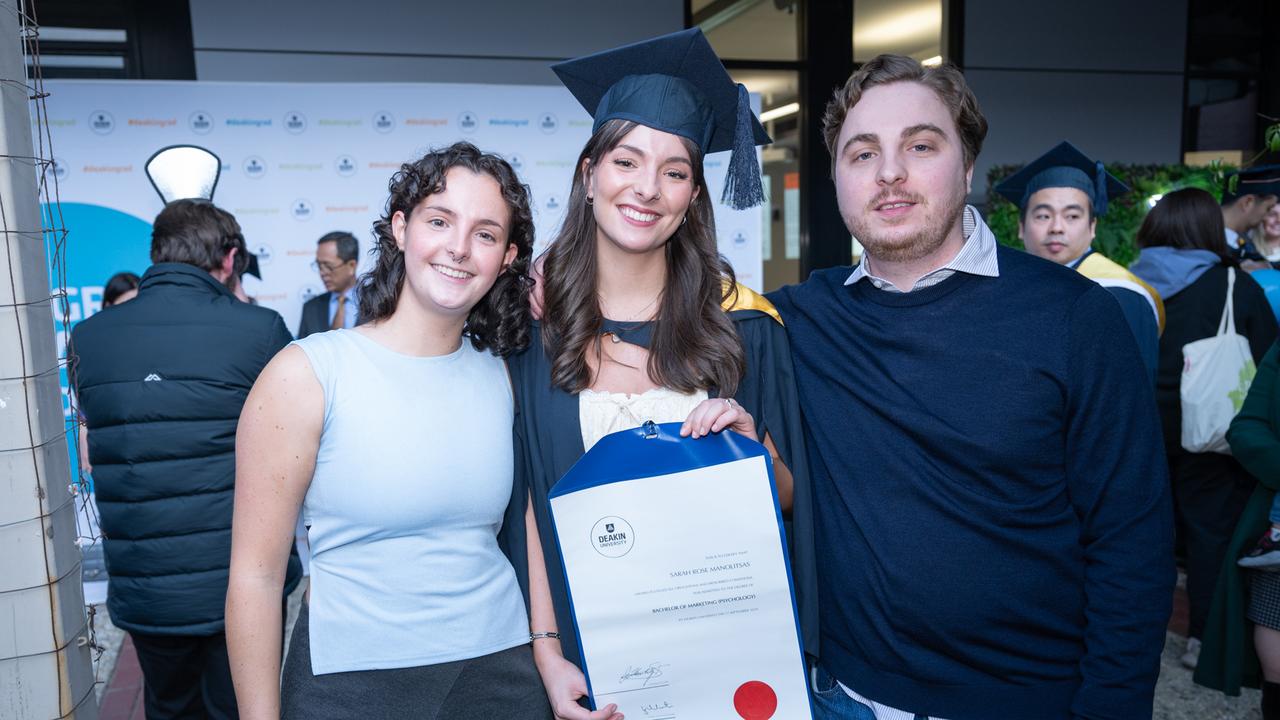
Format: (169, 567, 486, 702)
(995, 141, 1128, 216)
(242, 251, 261, 280)
(1224, 164, 1280, 203)
(552, 28, 770, 210)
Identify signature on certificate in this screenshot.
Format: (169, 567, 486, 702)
(619, 662, 670, 687)
(641, 700, 675, 716)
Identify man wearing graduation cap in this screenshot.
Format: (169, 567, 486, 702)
(1222, 165, 1280, 266)
(766, 56, 1172, 720)
(71, 146, 300, 719)
(996, 141, 1164, 381)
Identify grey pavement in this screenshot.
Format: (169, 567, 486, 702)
(1156, 633, 1259, 720)
(87, 587, 1260, 717)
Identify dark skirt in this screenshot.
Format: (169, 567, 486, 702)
(281, 605, 551, 720)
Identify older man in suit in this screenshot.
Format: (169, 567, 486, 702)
(297, 230, 359, 338)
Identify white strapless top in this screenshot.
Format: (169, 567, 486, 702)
(578, 386, 708, 450)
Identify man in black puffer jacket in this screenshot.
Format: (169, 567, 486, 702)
(72, 199, 301, 719)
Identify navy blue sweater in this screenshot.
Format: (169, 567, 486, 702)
(767, 247, 1173, 720)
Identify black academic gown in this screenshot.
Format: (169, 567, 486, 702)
(500, 307, 819, 674)
(1073, 249, 1162, 384)
(1235, 239, 1280, 271)
(1098, 286, 1159, 383)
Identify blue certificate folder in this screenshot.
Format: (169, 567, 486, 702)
(548, 421, 811, 717)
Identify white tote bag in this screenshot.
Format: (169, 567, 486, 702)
(1180, 267, 1258, 454)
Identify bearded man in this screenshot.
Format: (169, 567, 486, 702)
(765, 56, 1173, 720)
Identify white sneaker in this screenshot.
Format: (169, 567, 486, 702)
(1181, 637, 1201, 669)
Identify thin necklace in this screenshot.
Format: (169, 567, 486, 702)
(600, 342, 642, 370)
(600, 291, 662, 344)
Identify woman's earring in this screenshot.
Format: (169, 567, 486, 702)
(681, 215, 687, 226)
(586, 195, 594, 206)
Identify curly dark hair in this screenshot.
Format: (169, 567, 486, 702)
(542, 119, 745, 395)
(356, 142, 534, 357)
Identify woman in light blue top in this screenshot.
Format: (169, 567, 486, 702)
(225, 142, 550, 719)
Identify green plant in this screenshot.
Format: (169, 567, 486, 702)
(985, 163, 1228, 267)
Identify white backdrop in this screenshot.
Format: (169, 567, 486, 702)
(42, 80, 765, 598)
(42, 80, 764, 339)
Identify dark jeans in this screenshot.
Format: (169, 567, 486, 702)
(811, 665, 930, 720)
(130, 631, 237, 720)
(1170, 451, 1256, 639)
(129, 599, 287, 720)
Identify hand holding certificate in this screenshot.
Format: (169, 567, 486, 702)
(549, 422, 811, 720)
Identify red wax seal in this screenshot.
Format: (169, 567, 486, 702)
(733, 680, 778, 719)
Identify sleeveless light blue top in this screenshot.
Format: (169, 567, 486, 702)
(294, 329, 529, 675)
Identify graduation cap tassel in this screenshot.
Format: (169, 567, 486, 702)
(721, 84, 766, 211)
(1094, 160, 1108, 216)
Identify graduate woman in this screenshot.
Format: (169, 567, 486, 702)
(226, 143, 552, 719)
(505, 29, 818, 720)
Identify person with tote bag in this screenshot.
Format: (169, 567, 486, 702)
(1181, 266, 1259, 454)
(1131, 187, 1278, 670)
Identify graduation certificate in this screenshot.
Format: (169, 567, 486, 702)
(548, 422, 811, 720)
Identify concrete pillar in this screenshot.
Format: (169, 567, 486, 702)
(0, 1, 99, 717)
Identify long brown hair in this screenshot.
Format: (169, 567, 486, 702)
(541, 119, 745, 396)
(1136, 187, 1237, 267)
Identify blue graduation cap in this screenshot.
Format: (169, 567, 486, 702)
(552, 28, 770, 210)
(1224, 164, 1280, 203)
(995, 141, 1128, 216)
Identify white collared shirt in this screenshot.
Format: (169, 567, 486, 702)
(839, 681, 950, 720)
(1225, 227, 1240, 250)
(845, 206, 999, 292)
